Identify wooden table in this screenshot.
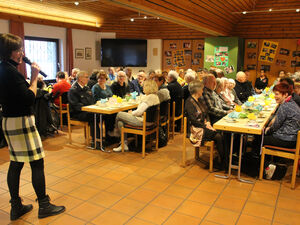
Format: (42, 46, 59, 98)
(213, 103, 277, 183)
(82, 102, 138, 151)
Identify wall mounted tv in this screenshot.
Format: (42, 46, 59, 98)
(101, 39, 147, 67)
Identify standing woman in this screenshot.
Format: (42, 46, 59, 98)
(0, 34, 65, 220)
(255, 69, 268, 94)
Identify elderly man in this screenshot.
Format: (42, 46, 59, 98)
(68, 71, 100, 148)
(125, 68, 134, 82)
(130, 71, 145, 95)
(203, 74, 231, 124)
(234, 71, 253, 103)
(69, 68, 80, 84)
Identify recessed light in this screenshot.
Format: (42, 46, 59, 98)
(74, 2, 79, 6)
(269, 8, 272, 12)
(157, 17, 160, 19)
(144, 16, 147, 19)
(242, 11, 247, 14)
(130, 18, 134, 22)
(296, 9, 300, 12)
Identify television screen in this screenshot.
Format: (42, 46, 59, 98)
(101, 39, 147, 67)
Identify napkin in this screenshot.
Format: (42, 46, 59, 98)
(228, 112, 240, 119)
(244, 101, 253, 107)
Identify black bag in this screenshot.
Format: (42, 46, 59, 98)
(241, 152, 262, 178)
(158, 126, 168, 148)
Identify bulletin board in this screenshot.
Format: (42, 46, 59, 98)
(162, 39, 204, 71)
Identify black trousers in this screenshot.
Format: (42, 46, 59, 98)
(72, 112, 100, 139)
(7, 158, 46, 200)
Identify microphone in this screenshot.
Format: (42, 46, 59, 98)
(22, 56, 48, 78)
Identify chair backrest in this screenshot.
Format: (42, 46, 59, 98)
(160, 100, 170, 118)
(146, 104, 159, 123)
(61, 92, 69, 104)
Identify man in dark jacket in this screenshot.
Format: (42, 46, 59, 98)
(234, 71, 253, 103)
(87, 70, 99, 89)
(68, 71, 99, 146)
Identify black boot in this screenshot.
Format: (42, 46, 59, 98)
(38, 195, 65, 219)
(10, 197, 33, 221)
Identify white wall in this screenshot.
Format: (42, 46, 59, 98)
(24, 23, 66, 72)
(0, 19, 9, 33)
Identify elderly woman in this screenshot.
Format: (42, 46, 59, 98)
(111, 71, 130, 98)
(183, 69, 196, 101)
(153, 73, 170, 103)
(214, 78, 233, 110)
(255, 69, 268, 94)
(234, 71, 253, 103)
(92, 70, 113, 100)
(185, 80, 228, 169)
(111, 79, 160, 152)
(228, 79, 242, 105)
(219, 77, 233, 106)
(0, 33, 65, 220)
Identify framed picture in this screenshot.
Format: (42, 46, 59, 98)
(75, 48, 84, 59)
(85, 47, 92, 60)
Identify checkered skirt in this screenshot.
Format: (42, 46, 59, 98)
(2, 115, 45, 162)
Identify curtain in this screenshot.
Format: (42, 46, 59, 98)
(9, 20, 27, 78)
(66, 28, 73, 77)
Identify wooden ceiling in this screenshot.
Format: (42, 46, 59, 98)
(0, 0, 299, 39)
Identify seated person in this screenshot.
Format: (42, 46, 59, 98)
(92, 70, 115, 141)
(234, 71, 253, 103)
(153, 73, 170, 103)
(111, 80, 160, 152)
(214, 78, 233, 110)
(130, 71, 145, 95)
(203, 74, 230, 124)
(255, 69, 268, 94)
(219, 77, 233, 106)
(280, 77, 300, 107)
(107, 67, 116, 85)
(68, 71, 100, 148)
(228, 79, 242, 105)
(273, 70, 286, 86)
(125, 68, 134, 82)
(69, 68, 80, 84)
(183, 70, 196, 102)
(185, 80, 228, 169)
(244, 70, 255, 95)
(111, 71, 130, 98)
(87, 70, 99, 89)
(52, 71, 71, 107)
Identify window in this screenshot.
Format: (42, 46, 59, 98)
(24, 36, 60, 80)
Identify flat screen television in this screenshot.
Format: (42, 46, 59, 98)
(101, 39, 147, 67)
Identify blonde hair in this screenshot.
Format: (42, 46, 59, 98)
(143, 79, 158, 95)
(97, 69, 108, 80)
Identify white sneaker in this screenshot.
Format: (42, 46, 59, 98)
(113, 144, 129, 152)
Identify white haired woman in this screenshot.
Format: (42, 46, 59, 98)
(111, 71, 130, 98)
(228, 79, 242, 105)
(110, 79, 160, 152)
(183, 70, 196, 101)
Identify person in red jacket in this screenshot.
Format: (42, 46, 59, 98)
(52, 71, 71, 107)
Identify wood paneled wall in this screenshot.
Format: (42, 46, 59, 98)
(244, 38, 300, 85)
(162, 39, 204, 71)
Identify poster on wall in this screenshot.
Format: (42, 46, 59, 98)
(197, 43, 204, 50)
(276, 59, 286, 66)
(259, 40, 278, 63)
(214, 46, 229, 67)
(224, 65, 235, 74)
(247, 52, 256, 59)
(247, 42, 257, 48)
(205, 55, 214, 62)
(247, 64, 256, 70)
(173, 50, 185, 67)
(291, 61, 300, 67)
(279, 48, 290, 56)
(292, 51, 300, 57)
(261, 65, 271, 71)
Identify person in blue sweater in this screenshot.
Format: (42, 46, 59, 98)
(92, 70, 113, 100)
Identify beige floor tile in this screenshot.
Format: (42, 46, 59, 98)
(68, 185, 101, 201)
(49, 179, 82, 194)
(111, 198, 146, 216)
(67, 172, 96, 185)
(279, 185, 300, 200)
(274, 208, 300, 225)
(89, 191, 122, 208)
(127, 188, 159, 203)
(92, 209, 131, 225)
(222, 186, 251, 199)
(83, 165, 111, 176)
(164, 184, 193, 199)
(85, 176, 116, 190)
(236, 214, 271, 225)
(68, 201, 105, 221)
(134, 167, 158, 178)
(52, 195, 84, 211)
(152, 171, 181, 183)
(188, 190, 218, 205)
(277, 196, 300, 212)
(105, 182, 136, 196)
(136, 204, 172, 224)
(205, 207, 239, 225)
(142, 179, 170, 191)
(248, 191, 277, 206)
(164, 212, 202, 225)
(121, 174, 149, 187)
(50, 167, 78, 178)
(200, 221, 220, 225)
(252, 181, 280, 195)
(174, 176, 202, 189)
(215, 194, 246, 212)
(197, 181, 225, 194)
(0, 210, 11, 224)
(177, 200, 210, 219)
(243, 201, 275, 221)
(151, 194, 184, 210)
(101, 170, 130, 181)
(126, 218, 156, 225)
(50, 214, 86, 225)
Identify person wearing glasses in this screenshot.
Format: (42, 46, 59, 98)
(111, 71, 130, 98)
(0, 33, 65, 221)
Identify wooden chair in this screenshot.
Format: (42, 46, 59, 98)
(160, 100, 170, 141)
(66, 104, 90, 145)
(58, 92, 68, 130)
(182, 117, 215, 172)
(121, 105, 160, 158)
(171, 100, 184, 139)
(259, 131, 300, 189)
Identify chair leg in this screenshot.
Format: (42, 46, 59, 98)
(291, 154, 299, 189)
(135, 135, 138, 148)
(259, 150, 265, 180)
(180, 117, 183, 133)
(155, 128, 159, 151)
(121, 127, 124, 153)
(60, 112, 63, 130)
(85, 125, 89, 146)
(167, 121, 170, 142)
(68, 122, 72, 144)
(142, 134, 146, 158)
(209, 143, 214, 173)
(172, 120, 175, 139)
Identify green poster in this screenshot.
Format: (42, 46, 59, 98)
(214, 46, 229, 67)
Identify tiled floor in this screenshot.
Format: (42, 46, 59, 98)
(0, 127, 299, 225)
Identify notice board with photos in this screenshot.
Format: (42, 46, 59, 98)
(244, 38, 300, 85)
(162, 39, 204, 71)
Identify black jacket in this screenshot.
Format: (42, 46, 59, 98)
(255, 77, 268, 91)
(234, 80, 253, 103)
(68, 82, 94, 116)
(0, 60, 35, 117)
(167, 80, 183, 116)
(87, 73, 97, 90)
(185, 96, 210, 128)
(111, 82, 130, 98)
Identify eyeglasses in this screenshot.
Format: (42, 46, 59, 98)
(16, 48, 24, 53)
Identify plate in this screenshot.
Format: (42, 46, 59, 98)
(224, 118, 237, 123)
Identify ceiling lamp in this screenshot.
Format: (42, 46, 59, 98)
(74, 2, 79, 5)
(233, 8, 300, 14)
(269, 8, 272, 12)
(297, 9, 300, 12)
(242, 11, 247, 14)
(130, 18, 134, 22)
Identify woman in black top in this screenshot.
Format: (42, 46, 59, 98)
(111, 70, 130, 98)
(0, 34, 65, 221)
(185, 80, 228, 170)
(255, 69, 268, 94)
